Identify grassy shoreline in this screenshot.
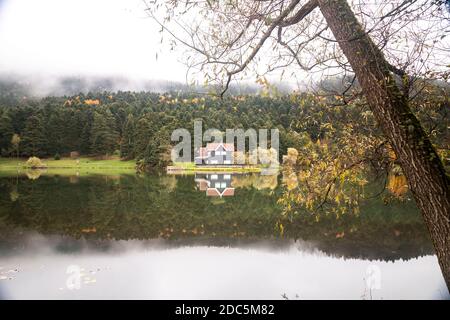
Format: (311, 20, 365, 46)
(0, 158, 279, 176)
(167, 162, 279, 174)
(0, 157, 136, 175)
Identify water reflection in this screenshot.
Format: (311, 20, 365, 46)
(0, 172, 447, 299)
(192, 172, 278, 197)
(195, 173, 235, 197)
(0, 233, 448, 300)
(0, 173, 435, 260)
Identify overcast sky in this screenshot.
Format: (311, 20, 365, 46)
(0, 0, 188, 81)
(2, 0, 446, 91)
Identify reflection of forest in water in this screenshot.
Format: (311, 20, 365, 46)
(0, 173, 433, 261)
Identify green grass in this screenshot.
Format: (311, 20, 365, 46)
(172, 162, 197, 169)
(0, 157, 136, 175)
(167, 162, 278, 174)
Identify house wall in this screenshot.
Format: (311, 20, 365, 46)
(207, 173, 232, 191)
(196, 145, 234, 165)
(225, 151, 232, 164)
(205, 146, 233, 164)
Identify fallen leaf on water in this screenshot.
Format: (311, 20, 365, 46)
(3, 269, 19, 274)
(84, 279, 97, 285)
(335, 232, 345, 239)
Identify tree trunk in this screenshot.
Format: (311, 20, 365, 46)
(318, 0, 450, 290)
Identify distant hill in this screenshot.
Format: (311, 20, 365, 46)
(0, 74, 292, 106)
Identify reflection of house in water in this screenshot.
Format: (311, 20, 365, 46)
(195, 173, 235, 197)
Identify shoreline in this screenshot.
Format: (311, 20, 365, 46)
(167, 164, 279, 175)
(0, 157, 136, 174)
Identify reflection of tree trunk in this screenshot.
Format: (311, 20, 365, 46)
(318, 0, 450, 289)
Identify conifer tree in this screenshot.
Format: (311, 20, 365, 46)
(133, 116, 152, 160)
(0, 111, 14, 156)
(21, 115, 48, 157)
(89, 111, 119, 156)
(120, 114, 136, 159)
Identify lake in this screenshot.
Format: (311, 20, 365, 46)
(0, 172, 448, 299)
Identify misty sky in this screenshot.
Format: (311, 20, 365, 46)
(1, 0, 446, 90)
(0, 0, 187, 81)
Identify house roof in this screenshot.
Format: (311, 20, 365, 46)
(222, 188, 235, 196)
(205, 143, 234, 151)
(206, 187, 235, 197)
(195, 143, 234, 159)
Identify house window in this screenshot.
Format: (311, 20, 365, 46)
(211, 174, 218, 180)
(221, 182, 227, 188)
(215, 182, 221, 188)
(211, 151, 215, 156)
(224, 175, 231, 180)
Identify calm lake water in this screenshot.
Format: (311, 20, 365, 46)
(0, 172, 448, 299)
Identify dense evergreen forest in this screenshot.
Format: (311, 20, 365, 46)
(0, 79, 448, 170)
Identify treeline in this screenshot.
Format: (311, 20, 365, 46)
(0, 87, 448, 168)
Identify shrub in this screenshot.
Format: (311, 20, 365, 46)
(54, 152, 61, 160)
(70, 151, 80, 159)
(282, 148, 299, 166)
(25, 157, 47, 169)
